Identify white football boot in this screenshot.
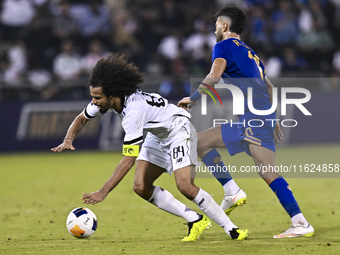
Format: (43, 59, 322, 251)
(274, 224, 314, 238)
(220, 189, 247, 215)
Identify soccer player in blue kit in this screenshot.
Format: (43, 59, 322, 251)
(178, 6, 314, 238)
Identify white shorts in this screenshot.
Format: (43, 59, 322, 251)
(137, 120, 199, 175)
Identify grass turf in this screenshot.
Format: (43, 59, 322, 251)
(1, 145, 339, 254)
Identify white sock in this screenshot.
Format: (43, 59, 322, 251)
(291, 213, 309, 227)
(223, 179, 240, 195)
(193, 188, 237, 237)
(148, 186, 200, 222)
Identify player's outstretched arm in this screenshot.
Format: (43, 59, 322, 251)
(51, 112, 89, 152)
(178, 58, 226, 109)
(82, 155, 137, 205)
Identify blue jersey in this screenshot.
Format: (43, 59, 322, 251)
(212, 38, 276, 155)
(212, 38, 270, 111)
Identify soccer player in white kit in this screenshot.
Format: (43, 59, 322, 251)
(51, 53, 248, 241)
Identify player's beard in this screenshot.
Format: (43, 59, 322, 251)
(99, 108, 108, 114)
(97, 103, 110, 114)
(216, 28, 223, 43)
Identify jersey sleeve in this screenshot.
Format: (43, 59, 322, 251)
(121, 106, 146, 145)
(82, 102, 101, 119)
(212, 41, 230, 62)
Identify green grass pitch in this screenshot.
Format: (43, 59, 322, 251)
(1, 145, 339, 254)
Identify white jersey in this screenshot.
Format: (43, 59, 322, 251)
(83, 90, 191, 145)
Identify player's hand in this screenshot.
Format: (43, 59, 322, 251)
(177, 97, 197, 110)
(51, 139, 75, 152)
(82, 191, 107, 205)
(274, 121, 283, 144)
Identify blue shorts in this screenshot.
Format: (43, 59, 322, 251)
(221, 111, 276, 157)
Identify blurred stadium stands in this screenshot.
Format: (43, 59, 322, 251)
(0, 0, 339, 101)
(0, 0, 339, 152)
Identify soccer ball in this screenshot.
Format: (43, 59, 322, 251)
(66, 207, 98, 238)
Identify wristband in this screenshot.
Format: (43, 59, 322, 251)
(189, 89, 201, 102)
(64, 138, 73, 141)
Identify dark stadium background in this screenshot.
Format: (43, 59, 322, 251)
(0, 0, 339, 152)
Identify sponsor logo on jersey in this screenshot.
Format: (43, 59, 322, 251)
(176, 158, 183, 163)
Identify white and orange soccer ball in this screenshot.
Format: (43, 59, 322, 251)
(66, 207, 98, 238)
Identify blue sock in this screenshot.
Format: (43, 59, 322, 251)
(269, 177, 301, 218)
(201, 150, 232, 186)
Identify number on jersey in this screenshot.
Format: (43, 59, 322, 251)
(248, 51, 264, 80)
(141, 92, 165, 107)
(173, 146, 184, 159)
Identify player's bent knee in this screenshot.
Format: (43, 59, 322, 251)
(176, 182, 196, 200)
(133, 182, 147, 199)
(197, 133, 210, 149)
(132, 182, 142, 196)
(133, 180, 155, 200)
(197, 144, 211, 160)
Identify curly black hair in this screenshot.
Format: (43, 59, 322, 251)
(89, 53, 144, 98)
(215, 7, 246, 35)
